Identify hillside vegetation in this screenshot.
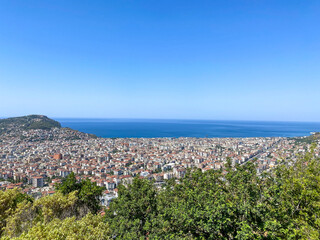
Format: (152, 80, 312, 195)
(0, 115, 61, 134)
(0, 146, 320, 239)
(0, 115, 97, 140)
(293, 132, 320, 144)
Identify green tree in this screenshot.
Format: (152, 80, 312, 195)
(0, 188, 33, 237)
(56, 172, 104, 214)
(105, 177, 158, 239)
(263, 144, 320, 239)
(4, 213, 110, 240)
(3, 191, 78, 238)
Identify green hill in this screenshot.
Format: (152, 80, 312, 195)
(0, 115, 61, 133)
(293, 132, 320, 144)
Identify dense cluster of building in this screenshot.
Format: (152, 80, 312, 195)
(0, 127, 319, 206)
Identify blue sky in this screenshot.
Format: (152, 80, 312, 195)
(0, 0, 319, 121)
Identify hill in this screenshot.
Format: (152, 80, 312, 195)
(0, 115, 97, 140)
(293, 132, 320, 144)
(0, 115, 61, 134)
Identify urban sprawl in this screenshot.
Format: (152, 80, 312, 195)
(1, 127, 319, 207)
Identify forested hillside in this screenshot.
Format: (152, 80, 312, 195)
(1, 145, 320, 239)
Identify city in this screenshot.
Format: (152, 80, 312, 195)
(1, 125, 318, 207)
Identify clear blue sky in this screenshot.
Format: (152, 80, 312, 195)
(1, 0, 319, 121)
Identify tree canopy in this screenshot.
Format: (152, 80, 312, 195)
(56, 172, 105, 215)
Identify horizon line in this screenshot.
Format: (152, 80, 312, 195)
(1, 115, 319, 124)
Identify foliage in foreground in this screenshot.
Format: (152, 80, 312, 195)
(0, 145, 320, 239)
(106, 144, 320, 239)
(3, 213, 110, 240)
(56, 172, 105, 214)
(0, 175, 106, 239)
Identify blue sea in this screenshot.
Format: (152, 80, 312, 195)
(55, 119, 320, 138)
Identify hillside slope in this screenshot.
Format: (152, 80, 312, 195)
(0, 115, 61, 134)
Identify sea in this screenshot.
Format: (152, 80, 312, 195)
(55, 118, 320, 138)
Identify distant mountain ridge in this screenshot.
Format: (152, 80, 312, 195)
(0, 115, 61, 134)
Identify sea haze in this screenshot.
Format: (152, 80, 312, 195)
(54, 119, 320, 138)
